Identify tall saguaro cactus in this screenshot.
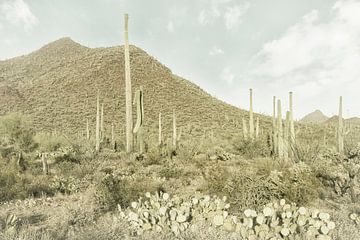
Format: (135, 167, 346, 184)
(95, 90, 100, 152)
(277, 99, 284, 159)
(86, 118, 90, 140)
(284, 111, 290, 160)
(249, 88, 254, 140)
(100, 103, 104, 142)
(289, 92, 295, 157)
(124, 13, 133, 153)
(173, 109, 177, 149)
(272, 96, 278, 155)
(338, 96, 344, 155)
(255, 117, 259, 140)
(133, 87, 144, 153)
(158, 113, 162, 146)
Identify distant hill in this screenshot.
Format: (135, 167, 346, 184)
(300, 110, 329, 123)
(0, 37, 272, 141)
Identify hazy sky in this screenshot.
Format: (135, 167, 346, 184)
(1, 0, 359, 119)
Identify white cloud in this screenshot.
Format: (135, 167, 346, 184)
(249, 0, 360, 117)
(220, 67, 235, 84)
(209, 46, 224, 56)
(198, 7, 221, 26)
(224, 3, 250, 30)
(252, 1, 360, 80)
(167, 21, 175, 33)
(0, 0, 38, 31)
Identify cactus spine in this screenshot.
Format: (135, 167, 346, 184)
(249, 88, 254, 140)
(173, 109, 177, 149)
(338, 96, 344, 155)
(277, 99, 284, 159)
(95, 90, 100, 152)
(289, 92, 295, 158)
(158, 113, 162, 146)
(133, 87, 144, 153)
(124, 13, 133, 153)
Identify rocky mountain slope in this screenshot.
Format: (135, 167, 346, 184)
(0, 38, 269, 141)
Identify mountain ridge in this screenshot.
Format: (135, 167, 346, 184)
(0, 37, 266, 141)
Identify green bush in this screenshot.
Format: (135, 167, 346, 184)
(94, 173, 164, 211)
(234, 138, 270, 159)
(0, 113, 35, 154)
(33, 132, 70, 152)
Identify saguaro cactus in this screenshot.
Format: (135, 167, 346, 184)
(111, 123, 116, 150)
(86, 118, 90, 140)
(133, 87, 144, 153)
(338, 96, 344, 155)
(272, 96, 277, 155)
(95, 90, 100, 152)
(255, 117, 259, 140)
(124, 13, 133, 153)
(41, 153, 48, 175)
(289, 92, 295, 157)
(100, 103, 104, 142)
(158, 113, 162, 146)
(277, 99, 284, 159)
(284, 111, 290, 160)
(249, 88, 254, 140)
(173, 109, 177, 149)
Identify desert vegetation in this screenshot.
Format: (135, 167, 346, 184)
(0, 14, 359, 240)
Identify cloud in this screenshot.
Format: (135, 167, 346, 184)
(0, 0, 38, 31)
(220, 67, 235, 84)
(209, 46, 224, 56)
(167, 21, 175, 33)
(224, 3, 250, 30)
(251, 1, 360, 84)
(198, 7, 221, 26)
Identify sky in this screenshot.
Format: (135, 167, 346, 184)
(0, 0, 359, 119)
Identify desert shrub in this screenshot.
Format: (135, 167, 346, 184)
(0, 113, 36, 154)
(158, 165, 184, 180)
(204, 165, 230, 197)
(224, 171, 280, 213)
(290, 138, 323, 163)
(234, 138, 270, 159)
(33, 132, 70, 152)
(0, 163, 54, 202)
(94, 173, 164, 211)
(50, 175, 85, 194)
(279, 163, 321, 205)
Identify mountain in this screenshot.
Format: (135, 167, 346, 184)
(300, 110, 329, 123)
(0, 37, 270, 141)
